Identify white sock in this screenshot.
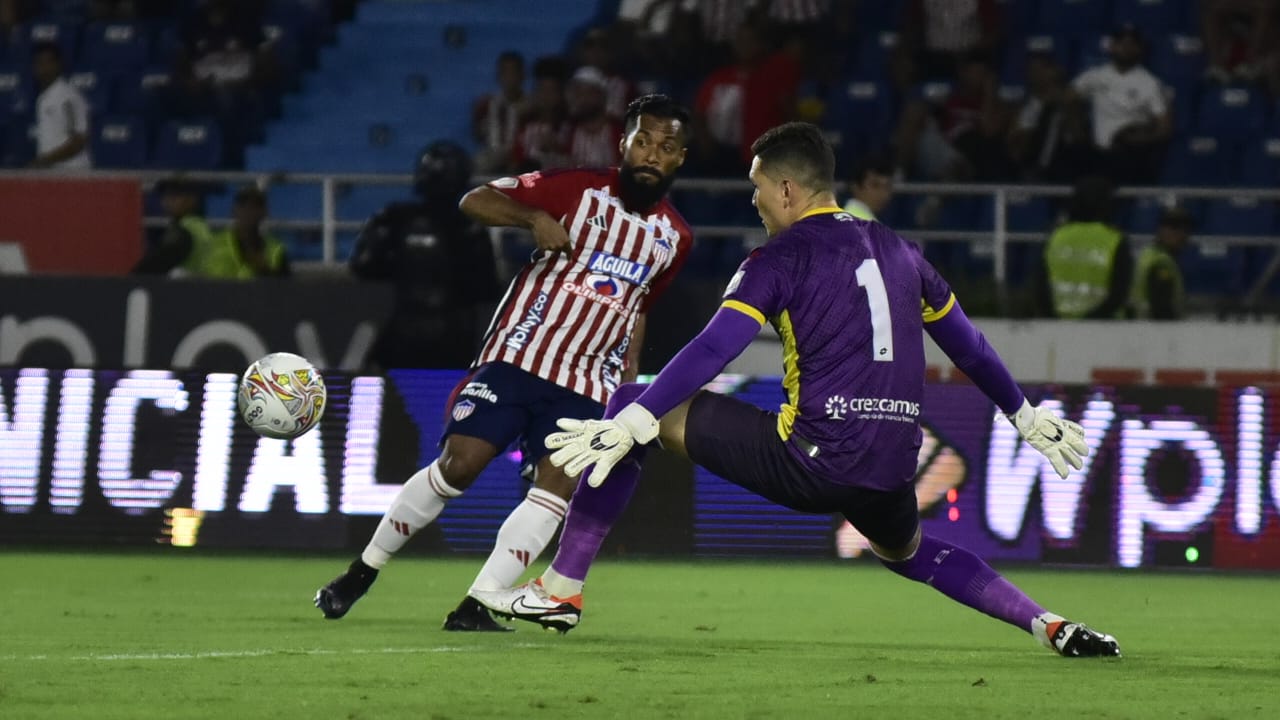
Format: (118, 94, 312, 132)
(361, 460, 461, 569)
(541, 566, 584, 599)
(1031, 612, 1067, 648)
(468, 488, 568, 593)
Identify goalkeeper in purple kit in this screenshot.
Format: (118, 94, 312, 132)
(475, 122, 1120, 658)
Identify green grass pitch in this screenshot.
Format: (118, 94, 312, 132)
(1, 551, 1276, 719)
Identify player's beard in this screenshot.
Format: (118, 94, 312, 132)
(618, 165, 675, 213)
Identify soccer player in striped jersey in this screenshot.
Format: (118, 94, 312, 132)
(477, 122, 1120, 658)
(315, 94, 694, 630)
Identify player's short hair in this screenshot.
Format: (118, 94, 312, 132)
(497, 51, 524, 69)
(750, 122, 835, 192)
(851, 151, 893, 187)
(624, 94, 691, 145)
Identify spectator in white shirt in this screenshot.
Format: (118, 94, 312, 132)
(1069, 24, 1171, 185)
(29, 41, 91, 170)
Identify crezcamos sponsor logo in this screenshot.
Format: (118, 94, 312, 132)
(845, 397, 921, 421)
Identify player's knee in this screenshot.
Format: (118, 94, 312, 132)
(436, 443, 492, 490)
(605, 383, 646, 416)
(532, 461, 578, 501)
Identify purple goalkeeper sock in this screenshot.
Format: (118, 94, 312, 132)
(882, 534, 1046, 634)
(549, 383, 648, 583)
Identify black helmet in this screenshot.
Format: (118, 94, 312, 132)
(413, 140, 472, 201)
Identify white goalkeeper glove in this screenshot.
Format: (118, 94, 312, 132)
(545, 403, 660, 488)
(1008, 399, 1089, 479)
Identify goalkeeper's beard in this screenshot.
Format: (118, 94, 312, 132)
(618, 165, 675, 213)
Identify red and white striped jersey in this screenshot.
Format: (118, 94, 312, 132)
(475, 168, 693, 404)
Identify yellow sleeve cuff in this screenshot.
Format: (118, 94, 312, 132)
(722, 299, 767, 326)
(922, 293, 956, 323)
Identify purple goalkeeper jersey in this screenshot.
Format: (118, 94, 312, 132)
(722, 209, 956, 491)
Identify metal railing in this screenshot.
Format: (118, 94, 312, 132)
(4, 169, 1278, 304)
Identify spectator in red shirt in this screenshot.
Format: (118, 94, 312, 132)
(898, 0, 1001, 85)
(472, 51, 526, 174)
(895, 52, 1011, 183)
(566, 66, 622, 167)
(512, 56, 571, 172)
(577, 27, 635, 123)
(693, 21, 799, 175)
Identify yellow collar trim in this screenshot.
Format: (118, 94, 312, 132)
(797, 207, 845, 220)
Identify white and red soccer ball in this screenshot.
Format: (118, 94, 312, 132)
(237, 352, 327, 439)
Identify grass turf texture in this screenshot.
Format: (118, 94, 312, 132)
(0, 552, 1274, 720)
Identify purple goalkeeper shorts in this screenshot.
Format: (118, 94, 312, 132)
(684, 390, 919, 551)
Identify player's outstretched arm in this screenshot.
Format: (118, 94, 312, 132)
(458, 185, 570, 252)
(925, 298, 1088, 479)
(547, 305, 763, 486)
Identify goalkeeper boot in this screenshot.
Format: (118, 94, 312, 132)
(471, 578, 582, 633)
(442, 596, 513, 632)
(1035, 615, 1121, 658)
(314, 559, 379, 619)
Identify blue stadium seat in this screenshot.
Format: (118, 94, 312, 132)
(109, 67, 172, 121)
(336, 184, 411, 221)
(851, 32, 899, 80)
(67, 69, 112, 116)
(12, 22, 80, 67)
(1149, 34, 1205, 95)
(1126, 196, 1173, 234)
(1202, 196, 1276, 236)
(1196, 85, 1266, 138)
(824, 79, 894, 147)
(997, 0, 1039, 37)
(92, 116, 147, 168)
(266, 184, 322, 221)
(855, 0, 905, 32)
(1036, 0, 1112, 34)
(262, 22, 303, 91)
(1003, 34, 1076, 85)
(152, 119, 223, 169)
(979, 194, 1056, 232)
(1, 115, 33, 166)
(1162, 136, 1230, 185)
(80, 22, 151, 73)
(936, 197, 986, 232)
(1111, 0, 1191, 32)
(1074, 32, 1111, 74)
(0, 68, 32, 120)
(1238, 138, 1280, 187)
(1179, 243, 1246, 296)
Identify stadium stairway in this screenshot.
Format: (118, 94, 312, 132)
(242, 0, 607, 258)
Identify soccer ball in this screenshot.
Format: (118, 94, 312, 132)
(237, 352, 327, 439)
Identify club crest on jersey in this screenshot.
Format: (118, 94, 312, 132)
(588, 251, 651, 284)
(586, 273, 621, 297)
(451, 399, 476, 422)
(653, 226, 675, 263)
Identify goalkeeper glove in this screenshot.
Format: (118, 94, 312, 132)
(1008, 399, 1089, 479)
(545, 403, 660, 488)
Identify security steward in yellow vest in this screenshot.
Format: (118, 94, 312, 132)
(133, 183, 289, 278)
(1037, 176, 1133, 319)
(1132, 206, 1190, 320)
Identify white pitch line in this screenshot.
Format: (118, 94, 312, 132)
(1, 643, 546, 663)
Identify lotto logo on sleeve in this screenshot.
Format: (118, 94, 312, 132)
(587, 251, 651, 284)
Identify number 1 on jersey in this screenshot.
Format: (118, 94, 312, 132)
(855, 258, 894, 362)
